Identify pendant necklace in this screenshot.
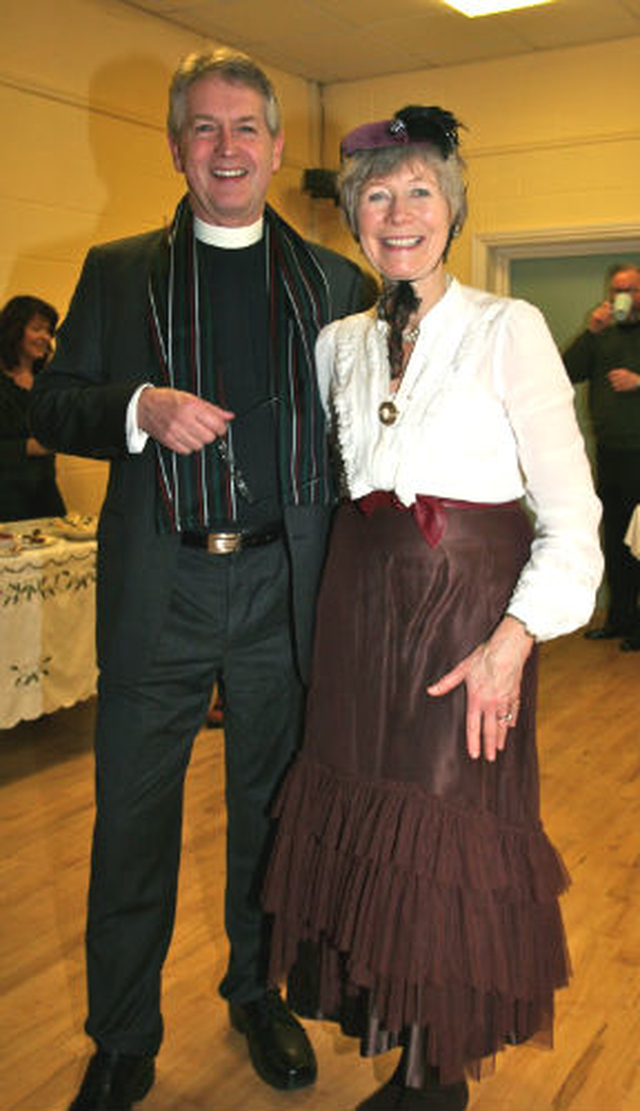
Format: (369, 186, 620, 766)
(378, 399, 399, 426)
(378, 324, 421, 426)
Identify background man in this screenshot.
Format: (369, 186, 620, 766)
(31, 48, 369, 1111)
(564, 263, 640, 651)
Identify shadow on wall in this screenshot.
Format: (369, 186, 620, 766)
(8, 53, 180, 298)
(6, 54, 182, 514)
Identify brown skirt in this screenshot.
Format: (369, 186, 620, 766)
(264, 498, 570, 1084)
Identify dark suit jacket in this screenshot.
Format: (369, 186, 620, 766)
(30, 223, 369, 681)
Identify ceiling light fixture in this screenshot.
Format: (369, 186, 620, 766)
(442, 0, 554, 15)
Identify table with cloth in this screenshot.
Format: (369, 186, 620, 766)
(0, 517, 97, 729)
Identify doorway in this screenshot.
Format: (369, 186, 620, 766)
(472, 224, 640, 617)
(471, 224, 640, 453)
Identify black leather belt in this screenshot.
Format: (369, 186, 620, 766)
(181, 523, 283, 555)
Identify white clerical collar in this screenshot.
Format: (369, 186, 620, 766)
(194, 215, 264, 248)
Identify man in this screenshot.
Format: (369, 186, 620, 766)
(563, 263, 640, 651)
(30, 49, 369, 1111)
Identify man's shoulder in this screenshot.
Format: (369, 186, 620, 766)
(305, 240, 360, 279)
(88, 226, 166, 263)
(305, 241, 378, 311)
(564, 326, 613, 361)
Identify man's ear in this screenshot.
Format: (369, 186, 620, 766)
(168, 131, 184, 173)
(272, 130, 285, 173)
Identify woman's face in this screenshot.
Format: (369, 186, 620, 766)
(357, 159, 452, 301)
(20, 314, 53, 366)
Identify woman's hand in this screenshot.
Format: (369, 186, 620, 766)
(427, 615, 534, 762)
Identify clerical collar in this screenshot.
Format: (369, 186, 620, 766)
(194, 215, 264, 249)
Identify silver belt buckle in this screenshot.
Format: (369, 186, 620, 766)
(205, 532, 242, 555)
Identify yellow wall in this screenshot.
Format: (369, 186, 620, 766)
(0, 0, 320, 513)
(2, 2, 639, 513)
(318, 37, 640, 281)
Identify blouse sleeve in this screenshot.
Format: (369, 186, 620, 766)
(495, 300, 603, 641)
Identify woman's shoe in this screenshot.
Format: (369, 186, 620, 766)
(356, 1078, 468, 1111)
(356, 1076, 404, 1110)
(584, 624, 628, 640)
(397, 1080, 469, 1110)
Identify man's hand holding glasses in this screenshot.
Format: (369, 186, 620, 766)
(138, 386, 235, 455)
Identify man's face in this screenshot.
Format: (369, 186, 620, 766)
(609, 267, 640, 313)
(169, 75, 284, 227)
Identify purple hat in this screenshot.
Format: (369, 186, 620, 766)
(340, 105, 462, 161)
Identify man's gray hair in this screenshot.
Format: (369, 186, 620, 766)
(606, 261, 640, 288)
(168, 48, 281, 140)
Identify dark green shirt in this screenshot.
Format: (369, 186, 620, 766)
(563, 322, 640, 451)
(199, 239, 281, 530)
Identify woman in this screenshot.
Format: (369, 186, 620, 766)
(263, 107, 603, 1111)
(0, 294, 66, 521)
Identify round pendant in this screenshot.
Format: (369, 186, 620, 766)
(378, 400, 398, 426)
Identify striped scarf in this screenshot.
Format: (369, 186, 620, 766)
(148, 196, 334, 531)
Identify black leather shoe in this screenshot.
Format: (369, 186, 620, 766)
(620, 635, 640, 652)
(68, 1049, 155, 1110)
(584, 624, 628, 641)
(229, 988, 317, 1090)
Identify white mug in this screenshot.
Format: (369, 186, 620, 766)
(612, 291, 633, 322)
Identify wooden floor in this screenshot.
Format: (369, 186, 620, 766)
(1, 629, 639, 1111)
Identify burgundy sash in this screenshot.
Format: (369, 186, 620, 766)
(356, 491, 519, 547)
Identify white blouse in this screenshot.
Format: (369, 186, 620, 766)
(316, 278, 603, 642)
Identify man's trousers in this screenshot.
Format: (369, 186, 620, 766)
(84, 538, 303, 1056)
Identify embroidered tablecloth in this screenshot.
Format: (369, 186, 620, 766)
(0, 518, 97, 729)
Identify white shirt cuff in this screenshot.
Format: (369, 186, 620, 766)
(126, 383, 154, 453)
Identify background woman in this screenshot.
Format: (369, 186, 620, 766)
(264, 107, 603, 1111)
(0, 294, 65, 521)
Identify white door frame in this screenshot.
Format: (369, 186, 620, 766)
(471, 223, 640, 294)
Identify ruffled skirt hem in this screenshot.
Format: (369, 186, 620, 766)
(264, 756, 571, 1083)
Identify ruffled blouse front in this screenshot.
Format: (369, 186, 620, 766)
(315, 278, 603, 641)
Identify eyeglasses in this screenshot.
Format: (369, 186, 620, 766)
(213, 396, 279, 505)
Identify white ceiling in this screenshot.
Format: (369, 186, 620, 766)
(121, 0, 640, 83)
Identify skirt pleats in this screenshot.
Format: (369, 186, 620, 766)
(264, 499, 571, 1083)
